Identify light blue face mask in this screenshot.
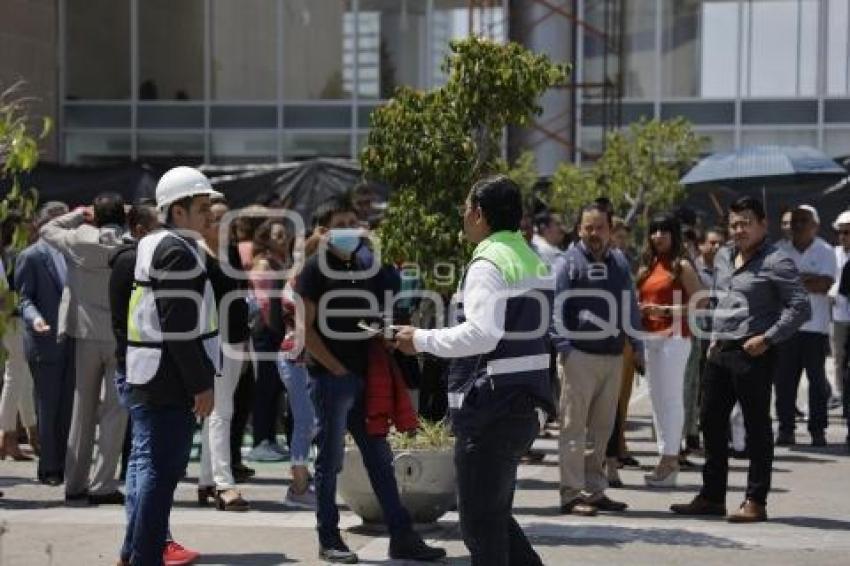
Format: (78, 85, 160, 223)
(328, 229, 363, 255)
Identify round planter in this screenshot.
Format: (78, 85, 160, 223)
(338, 444, 456, 524)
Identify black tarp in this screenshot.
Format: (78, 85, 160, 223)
(1, 159, 381, 227)
(202, 158, 384, 224)
(0, 162, 160, 207)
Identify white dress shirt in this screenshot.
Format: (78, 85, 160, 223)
(413, 261, 506, 358)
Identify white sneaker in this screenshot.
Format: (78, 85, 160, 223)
(283, 485, 317, 509)
(246, 440, 286, 462)
(269, 441, 289, 456)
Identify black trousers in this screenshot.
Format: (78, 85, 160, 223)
(774, 331, 830, 435)
(230, 360, 255, 467)
(455, 397, 542, 566)
(700, 347, 774, 505)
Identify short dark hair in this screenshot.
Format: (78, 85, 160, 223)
(729, 196, 766, 221)
(127, 203, 158, 233)
(469, 175, 522, 233)
(578, 201, 613, 227)
(533, 211, 555, 232)
(165, 195, 194, 225)
(312, 196, 356, 228)
(703, 225, 726, 242)
(93, 192, 126, 227)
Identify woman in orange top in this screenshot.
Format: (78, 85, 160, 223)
(637, 215, 704, 487)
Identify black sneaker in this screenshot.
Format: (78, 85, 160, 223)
(775, 432, 795, 446)
(64, 492, 90, 507)
(88, 491, 125, 505)
(389, 531, 447, 562)
(319, 539, 358, 564)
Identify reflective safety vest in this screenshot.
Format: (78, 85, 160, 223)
(126, 230, 221, 385)
(446, 230, 555, 434)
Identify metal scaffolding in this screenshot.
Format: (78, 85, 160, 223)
(510, 0, 624, 163)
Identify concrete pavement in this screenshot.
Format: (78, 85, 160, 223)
(1, 379, 850, 565)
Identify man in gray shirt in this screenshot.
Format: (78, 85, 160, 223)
(671, 197, 809, 524)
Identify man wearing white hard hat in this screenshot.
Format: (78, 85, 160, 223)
(830, 210, 850, 412)
(775, 204, 836, 447)
(118, 167, 222, 565)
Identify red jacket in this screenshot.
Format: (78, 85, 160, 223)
(365, 339, 418, 436)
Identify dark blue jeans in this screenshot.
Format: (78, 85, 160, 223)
(454, 395, 542, 566)
(121, 401, 194, 565)
(310, 371, 412, 547)
(775, 331, 830, 435)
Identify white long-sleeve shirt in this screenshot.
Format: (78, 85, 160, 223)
(413, 261, 507, 358)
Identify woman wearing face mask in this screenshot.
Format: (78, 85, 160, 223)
(637, 215, 705, 487)
(247, 220, 291, 463)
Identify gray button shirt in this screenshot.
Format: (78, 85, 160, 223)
(711, 240, 810, 344)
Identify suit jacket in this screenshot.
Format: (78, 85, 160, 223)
(16, 240, 67, 362)
(40, 210, 123, 342)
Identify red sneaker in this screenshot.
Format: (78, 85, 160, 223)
(163, 541, 200, 566)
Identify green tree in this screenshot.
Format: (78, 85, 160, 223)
(362, 37, 568, 291)
(550, 118, 705, 225)
(0, 83, 49, 347)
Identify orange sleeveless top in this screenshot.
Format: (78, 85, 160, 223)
(638, 259, 690, 337)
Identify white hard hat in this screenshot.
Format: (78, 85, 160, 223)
(833, 210, 850, 230)
(155, 166, 223, 211)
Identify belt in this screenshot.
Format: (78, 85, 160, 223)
(716, 339, 746, 351)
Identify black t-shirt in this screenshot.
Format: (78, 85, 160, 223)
(294, 249, 390, 377)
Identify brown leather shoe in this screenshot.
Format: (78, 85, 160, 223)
(560, 497, 598, 516)
(670, 495, 727, 516)
(727, 499, 767, 523)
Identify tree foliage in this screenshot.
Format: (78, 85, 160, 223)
(0, 82, 49, 348)
(550, 118, 705, 225)
(361, 37, 568, 291)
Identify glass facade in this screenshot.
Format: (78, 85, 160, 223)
(60, 0, 850, 165)
(61, 0, 506, 165)
(582, 0, 850, 159)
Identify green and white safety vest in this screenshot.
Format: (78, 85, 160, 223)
(126, 230, 221, 385)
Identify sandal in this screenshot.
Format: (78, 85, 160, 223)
(216, 489, 250, 512)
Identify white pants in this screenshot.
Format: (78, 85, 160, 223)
(0, 319, 36, 431)
(200, 342, 246, 490)
(646, 336, 692, 456)
(830, 321, 849, 396)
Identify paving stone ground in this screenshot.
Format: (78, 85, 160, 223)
(2, 375, 850, 565)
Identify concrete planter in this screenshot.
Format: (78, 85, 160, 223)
(338, 444, 456, 524)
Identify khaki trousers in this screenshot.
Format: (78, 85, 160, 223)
(64, 338, 127, 496)
(558, 349, 623, 503)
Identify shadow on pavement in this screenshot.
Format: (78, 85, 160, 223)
(424, 521, 748, 550)
(196, 553, 295, 564)
(772, 517, 850, 531)
(0, 497, 65, 510)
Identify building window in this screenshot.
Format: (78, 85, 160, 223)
(624, 0, 658, 99)
(743, 0, 818, 98)
(662, 0, 740, 98)
(283, 0, 353, 100)
(211, 0, 278, 100)
(65, 0, 130, 100)
(827, 0, 850, 96)
(432, 0, 505, 87)
(139, 0, 205, 100)
(358, 0, 429, 99)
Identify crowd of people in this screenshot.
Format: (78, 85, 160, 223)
(0, 165, 848, 565)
